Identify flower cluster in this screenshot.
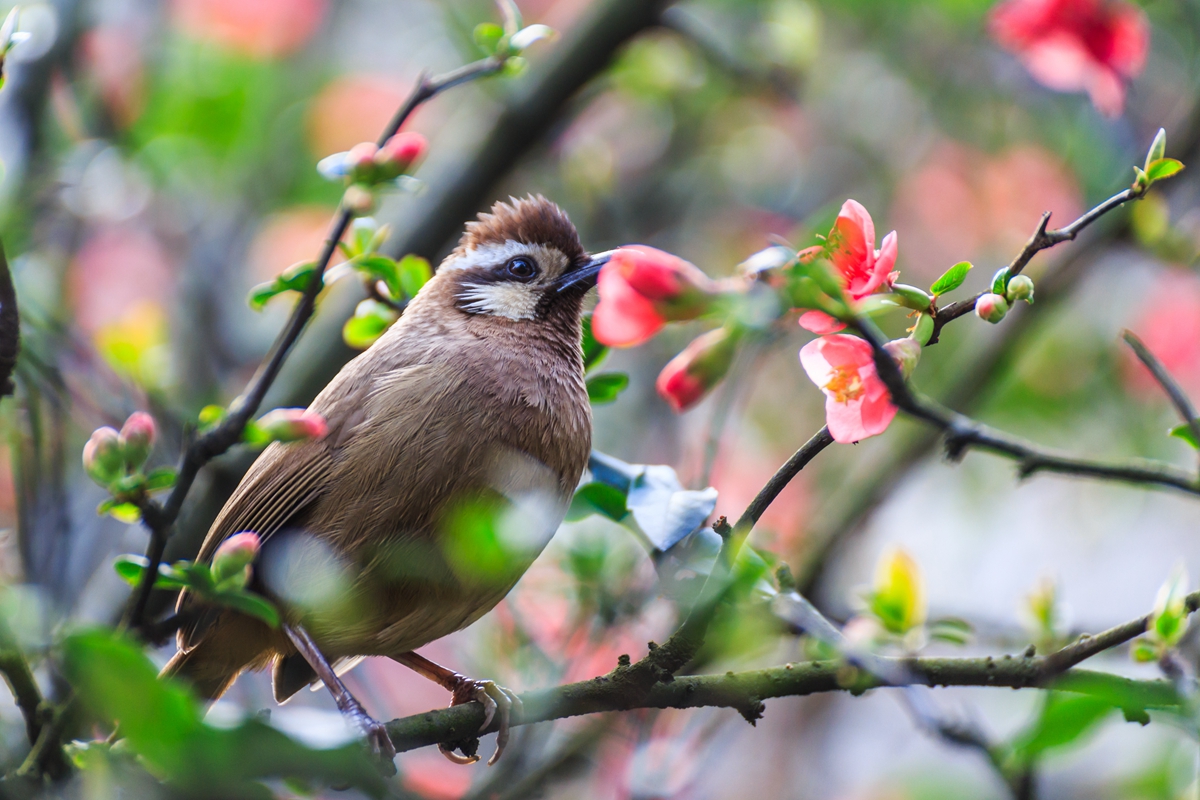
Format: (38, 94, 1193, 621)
(317, 131, 428, 215)
(990, 0, 1149, 117)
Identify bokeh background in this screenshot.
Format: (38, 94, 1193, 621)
(0, 0, 1199, 797)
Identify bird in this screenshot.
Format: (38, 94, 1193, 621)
(162, 195, 610, 765)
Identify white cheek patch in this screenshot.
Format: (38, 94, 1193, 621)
(458, 282, 542, 320)
(441, 240, 569, 278)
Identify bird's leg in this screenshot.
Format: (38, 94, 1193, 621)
(284, 625, 397, 761)
(391, 651, 523, 766)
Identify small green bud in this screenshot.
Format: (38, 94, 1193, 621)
(1005, 275, 1035, 304)
(911, 313, 934, 346)
(1146, 128, 1167, 170)
(889, 283, 933, 312)
(118, 412, 156, 471)
(83, 427, 123, 486)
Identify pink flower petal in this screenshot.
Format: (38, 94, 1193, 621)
(825, 396, 870, 443)
(592, 266, 666, 347)
(798, 311, 846, 334)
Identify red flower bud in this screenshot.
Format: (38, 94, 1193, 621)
(118, 411, 156, 470)
(592, 246, 717, 348)
(375, 131, 427, 177)
(212, 531, 261, 586)
(346, 142, 379, 175)
(83, 426, 123, 485)
(656, 328, 739, 413)
(255, 408, 328, 443)
(975, 293, 1009, 324)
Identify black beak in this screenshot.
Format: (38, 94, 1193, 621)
(555, 251, 613, 293)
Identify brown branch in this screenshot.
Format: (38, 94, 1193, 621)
(123, 56, 507, 631)
(1121, 329, 1200, 473)
(0, 617, 43, 748)
(930, 185, 1146, 343)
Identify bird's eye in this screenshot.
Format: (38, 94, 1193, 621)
(505, 256, 538, 280)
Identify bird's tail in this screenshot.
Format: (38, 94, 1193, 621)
(159, 614, 276, 701)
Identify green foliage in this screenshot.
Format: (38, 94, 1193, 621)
(343, 299, 398, 350)
(112, 557, 280, 627)
(581, 314, 608, 371)
(586, 372, 629, 404)
(1167, 423, 1200, 449)
(62, 629, 385, 797)
(929, 262, 972, 296)
(1008, 692, 1115, 764)
(566, 482, 629, 522)
(248, 261, 317, 310)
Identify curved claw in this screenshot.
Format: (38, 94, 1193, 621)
(438, 742, 480, 765)
(445, 679, 522, 766)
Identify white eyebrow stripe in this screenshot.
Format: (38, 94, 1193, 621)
(458, 282, 541, 320)
(440, 240, 567, 274)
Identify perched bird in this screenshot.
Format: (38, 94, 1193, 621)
(163, 195, 609, 764)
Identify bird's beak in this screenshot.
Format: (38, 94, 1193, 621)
(555, 251, 613, 293)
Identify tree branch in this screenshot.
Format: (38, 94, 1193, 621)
(1121, 329, 1200, 474)
(930, 184, 1147, 342)
(123, 57, 507, 631)
(0, 617, 43, 748)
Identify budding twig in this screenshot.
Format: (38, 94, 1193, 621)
(1121, 329, 1200, 475)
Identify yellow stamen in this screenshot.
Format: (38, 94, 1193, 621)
(824, 364, 864, 403)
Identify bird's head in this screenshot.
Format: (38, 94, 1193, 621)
(431, 195, 608, 328)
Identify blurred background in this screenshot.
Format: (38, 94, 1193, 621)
(0, 0, 1199, 797)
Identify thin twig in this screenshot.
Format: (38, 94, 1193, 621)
(930, 185, 1146, 342)
(0, 617, 45, 748)
(123, 56, 506, 631)
(1122, 329, 1200, 474)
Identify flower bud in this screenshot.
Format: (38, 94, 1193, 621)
(911, 313, 934, 346)
(83, 427, 124, 486)
(212, 531, 261, 586)
(1146, 127, 1167, 169)
(254, 408, 328, 443)
(884, 338, 921, 379)
(118, 412, 156, 470)
(975, 293, 1009, 324)
(342, 185, 376, 216)
(1005, 275, 1035, 304)
(869, 547, 926, 635)
(610, 246, 716, 318)
(375, 132, 427, 178)
(346, 142, 379, 177)
(656, 328, 739, 413)
(889, 283, 932, 312)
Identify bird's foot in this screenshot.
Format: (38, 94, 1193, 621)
(342, 699, 398, 763)
(438, 679, 523, 766)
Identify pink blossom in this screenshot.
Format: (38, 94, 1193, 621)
(826, 200, 899, 301)
(83, 427, 123, 485)
(591, 246, 716, 348)
(376, 131, 427, 176)
(212, 531, 261, 584)
(255, 408, 328, 443)
(800, 335, 896, 443)
(118, 411, 156, 469)
(990, 0, 1149, 117)
(798, 310, 846, 334)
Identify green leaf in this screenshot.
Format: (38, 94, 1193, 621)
(474, 22, 504, 53)
(581, 314, 608, 371)
(991, 266, 1011, 295)
(213, 591, 281, 628)
(62, 629, 386, 796)
(342, 309, 392, 349)
(355, 255, 402, 298)
(113, 555, 148, 586)
(396, 254, 432, 298)
(248, 262, 317, 310)
(1145, 158, 1184, 184)
(1168, 423, 1199, 449)
(928, 617, 974, 646)
(198, 404, 226, 430)
(98, 500, 142, 524)
(566, 482, 629, 522)
(929, 262, 972, 296)
(1010, 692, 1115, 763)
(586, 372, 629, 404)
(144, 467, 178, 492)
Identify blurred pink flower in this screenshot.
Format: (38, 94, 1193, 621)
(1124, 273, 1200, 399)
(80, 27, 145, 128)
(798, 310, 846, 334)
(307, 76, 409, 158)
(890, 142, 1082, 280)
(171, 0, 326, 59)
(69, 226, 173, 336)
(990, 0, 1149, 117)
(800, 334, 896, 443)
(826, 200, 898, 301)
